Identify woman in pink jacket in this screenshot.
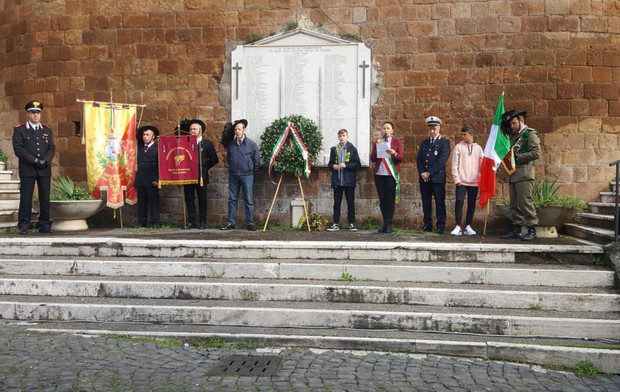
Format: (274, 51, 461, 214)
(451, 125, 483, 236)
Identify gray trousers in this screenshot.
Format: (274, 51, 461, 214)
(509, 180, 538, 226)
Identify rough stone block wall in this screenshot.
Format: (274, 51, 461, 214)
(0, 0, 618, 228)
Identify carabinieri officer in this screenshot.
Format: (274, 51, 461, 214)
(12, 100, 56, 235)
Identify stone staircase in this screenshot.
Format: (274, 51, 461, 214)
(566, 180, 618, 244)
(0, 237, 618, 373)
(0, 169, 20, 229)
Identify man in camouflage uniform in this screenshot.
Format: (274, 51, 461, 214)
(500, 110, 541, 241)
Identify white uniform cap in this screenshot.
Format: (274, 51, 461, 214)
(426, 116, 442, 126)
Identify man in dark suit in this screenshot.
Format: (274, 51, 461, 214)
(416, 116, 451, 234)
(135, 125, 160, 228)
(183, 119, 219, 229)
(12, 100, 55, 235)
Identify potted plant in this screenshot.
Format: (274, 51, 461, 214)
(50, 176, 104, 231)
(0, 150, 8, 171)
(496, 177, 587, 238)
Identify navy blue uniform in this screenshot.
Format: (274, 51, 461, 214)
(416, 136, 450, 231)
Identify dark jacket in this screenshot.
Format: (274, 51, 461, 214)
(198, 138, 219, 184)
(328, 142, 361, 188)
(12, 122, 55, 178)
(416, 136, 450, 184)
(370, 136, 403, 174)
(135, 141, 159, 187)
(226, 136, 260, 176)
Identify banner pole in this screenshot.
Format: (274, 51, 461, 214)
(263, 174, 283, 231)
(297, 175, 311, 232)
(483, 199, 490, 236)
(182, 187, 187, 228)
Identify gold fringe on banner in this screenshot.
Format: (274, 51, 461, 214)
(158, 180, 199, 186)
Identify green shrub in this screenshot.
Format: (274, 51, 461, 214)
(51, 176, 91, 201)
(243, 32, 263, 44)
(532, 178, 586, 210)
(0, 150, 8, 164)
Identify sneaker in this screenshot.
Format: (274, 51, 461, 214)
(246, 224, 256, 231)
(450, 225, 463, 236)
(463, 225, 476, 236)
(326, 223, 340, 232)
(347, 223, 357, 231)
(220, 224, 235, 231)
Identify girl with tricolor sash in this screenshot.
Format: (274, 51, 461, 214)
(370, 122, 403, 234)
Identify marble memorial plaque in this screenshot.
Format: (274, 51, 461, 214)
(231, 30, 371, 166)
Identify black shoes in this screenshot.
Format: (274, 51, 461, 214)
(246, 224, 256, 231)
(501, 226, 522, 239)
(220, 224, 235, 231)
(434, 228, 444, 235)
(522, 226, 537, 241)
(198, 223, 206, 230)
(18, 227, 28, 235)
(421, 225, 433, 232)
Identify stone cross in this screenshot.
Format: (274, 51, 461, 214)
(359, 60, 369, 99)
(233, 62, 243, 100)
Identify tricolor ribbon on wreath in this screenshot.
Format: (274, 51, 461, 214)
(381, 156, 401, 204)
(267, 121, 312, 182)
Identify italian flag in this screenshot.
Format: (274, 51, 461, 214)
(478, 93, 510, 209)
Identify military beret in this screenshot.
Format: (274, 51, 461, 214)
(425, 116, 442, 126)
(25, 100, 44, 112)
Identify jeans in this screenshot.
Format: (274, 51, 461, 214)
(455, 185, 478, 227)
(228, 173, 254, 226)
(333, 186, 355, 224)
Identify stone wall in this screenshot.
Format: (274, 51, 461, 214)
(1, 0, 618, 228)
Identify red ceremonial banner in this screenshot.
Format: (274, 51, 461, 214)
(158, 135, 199, 186)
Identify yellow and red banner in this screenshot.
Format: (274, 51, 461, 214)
(83, 102, 137, 208)
(158, 135, 199, 186)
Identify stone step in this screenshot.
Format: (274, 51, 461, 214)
(576, 212, 615, 231)
(0, 222, 18, 229)
(0, 276, 616, 312)
(0, 210, 18, 224)
(23, 322, 620, 374)
(0, 171, 13, 181)
(0, 237, 604, 262)
(1, 296, 618, 339)
(0, 189, 20, 200)
(0, 180, 20, 190)
(600, 191, 620, 204)
(565, 223, 616, 245)
(0, 257, 613, 287)
(0, 200, 20, 211)
(589, 201, 617, 215)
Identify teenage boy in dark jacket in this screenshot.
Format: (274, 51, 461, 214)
(327, 128, 361, 231)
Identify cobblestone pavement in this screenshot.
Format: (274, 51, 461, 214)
(0, 324, 618, 392)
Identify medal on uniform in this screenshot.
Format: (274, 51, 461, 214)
(434, 150, 438, 155)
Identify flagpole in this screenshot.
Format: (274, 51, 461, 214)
(483, 200, 490, 236)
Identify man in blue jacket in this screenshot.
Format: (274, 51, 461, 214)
(221, 119, 260, 231)
(416, 116, 451, 234)
(326, 128, 361, 232)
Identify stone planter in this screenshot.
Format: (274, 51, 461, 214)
(50, 199, 105, 231)
(0, 162, 6, 171)
(495, 204, 577, 238)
